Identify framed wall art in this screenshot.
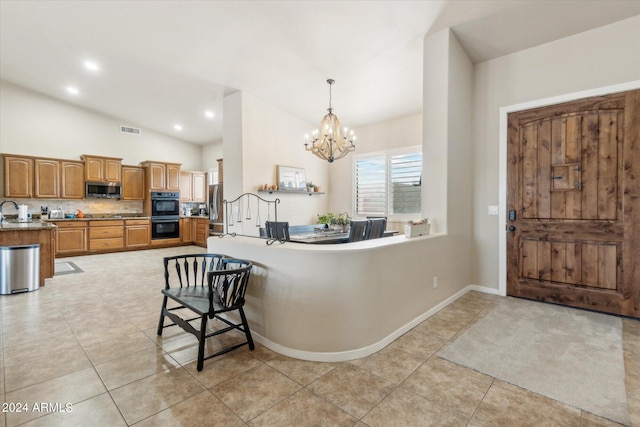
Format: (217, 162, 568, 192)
(277, 165, 307, 191)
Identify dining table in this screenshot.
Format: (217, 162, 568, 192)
(288, 229, 398, 244)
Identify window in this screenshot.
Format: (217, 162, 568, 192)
(354, 146, 422, 218)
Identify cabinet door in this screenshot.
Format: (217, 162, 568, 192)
(61, 161, 85, 199)
(125, 225, 150, 248)
(56, 226, 88, 255)
(166, 164, 181, 191)
(217, 158, 223, 184)
(84, 157, 104, 181)
(122, 166, 145, 200)
(179, 171, 192, 201)
(181, 218, 193, 243)
(105, 159, 121, 182)
(148, 163, 166, 190)
(34, 158, 60, 198)
(3, 156, 33, 198)
(192, 173, 207, 202)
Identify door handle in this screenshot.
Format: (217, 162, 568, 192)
(508, 226, 516, 232)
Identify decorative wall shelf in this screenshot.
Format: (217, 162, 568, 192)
(258, 190, 324, 196)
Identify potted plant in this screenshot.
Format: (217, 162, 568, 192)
(306, 181, 314, 192)
(332, 212, 351, 232)
(317, 212, 334, 226)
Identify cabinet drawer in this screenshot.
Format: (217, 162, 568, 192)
(90, 238, 124, 251)
(54, 220, 87, 228)
(125, 219, 149, 226)
(90, 220, 124, 227)
(89, 226, 124, 238)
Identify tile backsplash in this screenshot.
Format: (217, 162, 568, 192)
(2, 198, 143, 216)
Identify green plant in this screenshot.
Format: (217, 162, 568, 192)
(333, 212, 351, 226)
(316, 212, 335, 225)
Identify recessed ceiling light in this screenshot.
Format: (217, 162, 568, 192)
(174, 124, 183, 131)
(84, 60, 100, 72)
(66, 86, 80, 95)
(204, 111, 215, 119)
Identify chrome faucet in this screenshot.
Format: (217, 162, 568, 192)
(0, 200, 19, 222)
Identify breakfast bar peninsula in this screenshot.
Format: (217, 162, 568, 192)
(0, 220, 56, 286)
(207, 233, 448, 361)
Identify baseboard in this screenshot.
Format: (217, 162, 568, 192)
(250, 284, 499, 362)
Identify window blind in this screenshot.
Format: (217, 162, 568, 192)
(354, 148, 422, 217)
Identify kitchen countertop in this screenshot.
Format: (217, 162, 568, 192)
(42, 214, 151, 222)
(0, 220, 57, 231)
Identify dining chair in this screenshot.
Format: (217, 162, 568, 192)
(265, 221, 290, 242)
(366, 217, 387, 240)
(157, 254, 255, 371)
(347, 219, 368, 242)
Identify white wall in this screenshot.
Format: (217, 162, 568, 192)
(222, 91, 330, 235)
(201, 140, 222, 177)
(0, 81, 203, 169)
(471, 16, 640, 289)
(327, 114, 422, 215)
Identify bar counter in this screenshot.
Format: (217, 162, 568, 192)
(207, 233, 449, 362)
(0, 220, 57, 286)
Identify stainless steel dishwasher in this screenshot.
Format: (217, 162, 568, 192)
(0, 244, 40, 294)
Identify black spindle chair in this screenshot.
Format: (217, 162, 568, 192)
(366, 217, 387, 240)
(347, 220, 369, 242)
(157, 254, 254, 371)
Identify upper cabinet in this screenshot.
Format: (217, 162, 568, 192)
(60, 161, 85, 199)
(217, 158, 223, 184)
(2, 154, 84, 199)
(141, 161, 181, 191)
(3, 155, 33, 198)
(121, 166, 145, 200)
(81, 155, 122, 182)
(34, 158, 60, 198)
(179, 171, 207, 202)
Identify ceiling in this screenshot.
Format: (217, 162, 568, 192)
(1, 1, 638, 145)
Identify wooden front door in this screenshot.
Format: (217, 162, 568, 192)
(507, 90, 639, 318)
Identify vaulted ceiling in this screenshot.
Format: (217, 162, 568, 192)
(1, 1, 638, 144)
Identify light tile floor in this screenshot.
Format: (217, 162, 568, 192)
(1, 246, 638, 426)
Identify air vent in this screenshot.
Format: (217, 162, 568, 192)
(120, 125, 141, 135)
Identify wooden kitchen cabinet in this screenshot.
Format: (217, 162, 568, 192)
(217, 158, 223, 184)
(179, 171, 192, 201)
(89, 220, 124, 251)
(194, 217, 208, 247)
(2, 155, 33, 198)
(192, 172, 206, 202)
(142, 161, 181, 191)
(54, 221, 88, 256)
(122, 166, 145, 200)
(181, 217, 193, 243)
(179, 171, 207, 202)
(125, 219, 150, 248)
(34, 158, 60, 198)
(61, 160, 85, 199)
(82, 155, 122, 182)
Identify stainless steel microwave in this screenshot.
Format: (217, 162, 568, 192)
(85, 182, 122, 199)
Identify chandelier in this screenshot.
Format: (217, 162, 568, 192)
(304, 79, 356, 163)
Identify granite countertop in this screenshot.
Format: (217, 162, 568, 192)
(180, 215, 210, 219)
(42, 214, 151, 222)
(0, 220, 57, 231)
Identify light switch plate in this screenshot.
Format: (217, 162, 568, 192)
(488, 205, 499, 216)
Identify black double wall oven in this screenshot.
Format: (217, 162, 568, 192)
(151, 192, 180, 239)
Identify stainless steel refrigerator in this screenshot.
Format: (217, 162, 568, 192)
(209, 184, 224, 234)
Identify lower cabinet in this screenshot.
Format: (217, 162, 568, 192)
(125, 219, 150, 248)
(181, 218, 193, 244)
(194, 218, 208, 247)
(89, 220, 124, 252)
(55, 221, 88, 255)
